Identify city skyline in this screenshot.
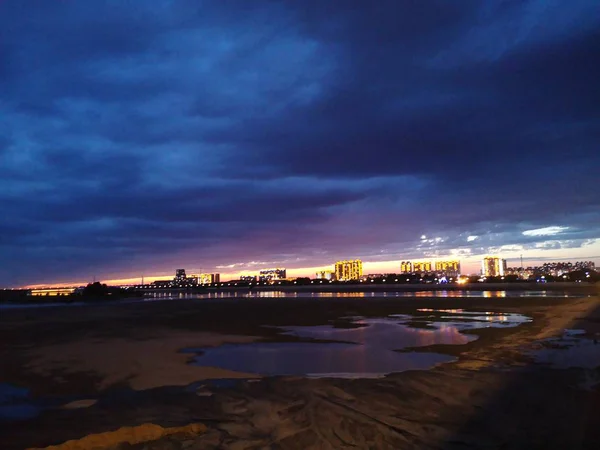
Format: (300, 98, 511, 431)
(16, 253, 600, 289)
(1, 2, 599, 287)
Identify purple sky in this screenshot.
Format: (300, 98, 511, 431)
(1, 1, 599, 286)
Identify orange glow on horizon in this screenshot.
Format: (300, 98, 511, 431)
(13, 251, 600, 289)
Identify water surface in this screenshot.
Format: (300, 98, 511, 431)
(532, 330, 600, 369)
(190, 311, 531, 378)
(0, 383, 41, 421)
(193, 342, 454, 378)
(156, 290, 588, 300)
(1, 289, 588, 310)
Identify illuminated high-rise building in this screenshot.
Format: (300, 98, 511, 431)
(198, 273, 220, 284)
(435, 260, 461, 277)
(173, 269, 198, 287)
(413, 261, 433, 273)
(482, 257, 506, 277)
(259, 268, 287, 281)
(400, 261, 413, 274)
(335, 260, 363, 281)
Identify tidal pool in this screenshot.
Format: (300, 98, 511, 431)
(532, 329, 600, 369)
(411, 309, 532, 330)
(0, 383, 41, 421)
(0, 383, 98, 422)
(190, 311, 531, 378)
(191, 341, 454, 378)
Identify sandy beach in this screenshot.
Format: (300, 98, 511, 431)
(23, 330, 260, 391)
(1, 286, 600, 449)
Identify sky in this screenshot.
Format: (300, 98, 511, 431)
(1, 1, 599, 287)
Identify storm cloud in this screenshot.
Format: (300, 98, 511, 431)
(1, 1, 599, 285)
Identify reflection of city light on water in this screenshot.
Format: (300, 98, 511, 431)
(254, 291, 293, 298)
(483, 291, 507, 298)
(414, 325, 470, 346)
(415, 291, 431, 297)
(417, 309, 511, 324)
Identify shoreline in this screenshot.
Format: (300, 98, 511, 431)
(150, 281, 597, 294)
(1, 293, 578, 395)
(208, 281, 597, 293)
(2, 292, 600, 448)
(0, 282, 596, 309)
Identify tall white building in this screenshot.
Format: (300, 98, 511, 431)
(482, 257, 507, 277)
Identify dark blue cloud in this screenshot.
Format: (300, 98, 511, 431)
(0, 1, 599, 285)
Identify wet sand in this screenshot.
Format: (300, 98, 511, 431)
(23, 330, 259, 391)
(1, 287, 600, 449)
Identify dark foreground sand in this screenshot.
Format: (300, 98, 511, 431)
(1, 286, 600, 449)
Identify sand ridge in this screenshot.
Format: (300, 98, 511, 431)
(27, 422, 207, 450)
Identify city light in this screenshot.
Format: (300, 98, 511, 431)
(335, 260, 363, 281)
(16, 257, 598, 293)
(482, 257, 506, 277)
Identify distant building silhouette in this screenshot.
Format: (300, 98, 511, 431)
(316, 270, 335, 280)
(259, 268, 287, 281)
(240, 275, 258, 282)
(506, 261, 596, 279)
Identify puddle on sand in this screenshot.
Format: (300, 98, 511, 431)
(0, 383, 42, 421)
(191, 341, 454, 378)
(532, 329, 600, 369)
(185, 378, 249, 391)
(282, 317, 475, 349)
(414, 309, 532, 330)
(0, 383, 98, 422)
(190, 311, 532, 379)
